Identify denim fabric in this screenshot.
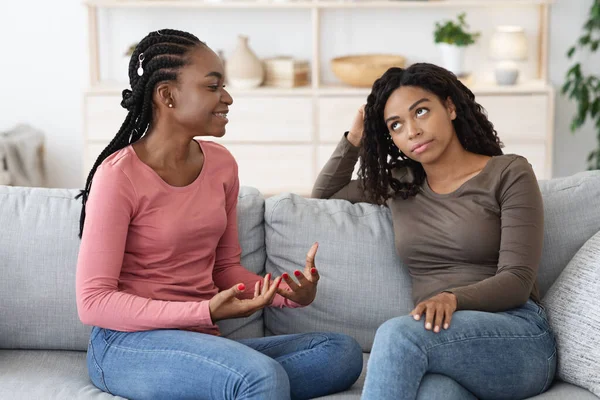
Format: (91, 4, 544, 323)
(87, 327, 362, 400)
(362, 300, 557, 400)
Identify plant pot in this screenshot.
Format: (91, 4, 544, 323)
(225, 35, 264, 89)
(438, 43, 466, 76)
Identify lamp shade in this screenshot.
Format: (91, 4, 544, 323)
(489, 26, 528, 61)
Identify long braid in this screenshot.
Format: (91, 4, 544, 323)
(359, 63, 504, 205)
(77, 29, 205, 238)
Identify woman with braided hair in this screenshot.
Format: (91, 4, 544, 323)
(75, 29, 362, 400)
(313, 63, 557, 400)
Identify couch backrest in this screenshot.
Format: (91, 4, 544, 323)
(0, 186, 266, 350)
(263, 171, 600, 352)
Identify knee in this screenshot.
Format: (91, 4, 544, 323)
(374, 316, 419, 346)
(245, 356, 290, 396)
(329, 333, 363, 383)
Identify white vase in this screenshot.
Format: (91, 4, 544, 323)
(225, 35, 264, 89)
(438, 43, 466, 76)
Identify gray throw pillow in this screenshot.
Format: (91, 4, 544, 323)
(543, 229, 600, 396)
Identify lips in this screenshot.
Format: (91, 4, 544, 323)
(411, 140, 433, 152)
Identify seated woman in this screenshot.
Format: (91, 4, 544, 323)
(313, 63, 556, 400)
(76, 28, 362, 400)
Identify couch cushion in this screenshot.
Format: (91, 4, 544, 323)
(0, 350, 123, 399)
(537, 171, 600, 297)
(0, 185, 266, 350)
(264, 194, 412, 351)
(542, 229, 600, 397)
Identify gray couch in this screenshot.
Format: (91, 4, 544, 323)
(1, 170, 600, 400)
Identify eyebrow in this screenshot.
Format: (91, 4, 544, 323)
(205, 71, 223, 79)
(384, 97, 430, 125)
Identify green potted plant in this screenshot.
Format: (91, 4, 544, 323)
(562, 0, 600, 170)
(433, 12, 480, 76)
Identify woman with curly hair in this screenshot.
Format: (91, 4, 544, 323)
(313, 63, 557, 400)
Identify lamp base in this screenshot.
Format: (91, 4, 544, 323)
(494, 61, 519, 85)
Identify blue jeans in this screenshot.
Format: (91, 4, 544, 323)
(362, 300, 557, 400)
(87, 327, 362, 400)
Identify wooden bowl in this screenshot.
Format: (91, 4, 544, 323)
(331, 54, 407, 87)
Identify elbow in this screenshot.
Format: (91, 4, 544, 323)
(76, 289, 102, 327)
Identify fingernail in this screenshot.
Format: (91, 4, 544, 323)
(444, 323, 449, 329)
(414, 315, 420, 320)
(425, 322, 431, 330)
(237, 284, 245, 291)
(311, 268, 317, 275)
(276, 279, 282, 287)
(282, 273, 289, 280)
(294, 270, 302, 277)
(266, 273, 271, 280)
(434, 326, 440, 333)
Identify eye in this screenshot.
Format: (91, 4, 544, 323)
(208, 84, 226, 91)
(416, 108, 429, 117)
(390, 121, 402, 132)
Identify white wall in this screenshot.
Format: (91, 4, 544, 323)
(0, 0, 87, 188)
(0, 0, 596, 188)
(549, 0, 600, 177)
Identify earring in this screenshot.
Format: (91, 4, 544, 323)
(168, 103, 173, 108)
(137, 53, 145, 77)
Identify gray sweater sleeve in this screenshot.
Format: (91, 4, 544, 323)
(311, 133, 373, 204)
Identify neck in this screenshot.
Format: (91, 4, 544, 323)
(421, 137, 482, 184)
(139, 119, 196, 167)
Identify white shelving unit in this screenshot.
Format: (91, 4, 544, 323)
(83, 0, 555, 196)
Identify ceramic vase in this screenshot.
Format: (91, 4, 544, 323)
(225, 35, 264, 89)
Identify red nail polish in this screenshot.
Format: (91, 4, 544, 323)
(237, 284, 245, 291)
(294, 270, 302, 277)
(282, 273, 289, 279)
(311, 268, 317, 274)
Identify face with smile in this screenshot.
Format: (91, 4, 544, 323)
(158, 45, 233, 138)
(383, 86, 459, 165)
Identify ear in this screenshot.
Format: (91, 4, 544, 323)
(445, 97, 457, 121)
(156, 82, 176, 108)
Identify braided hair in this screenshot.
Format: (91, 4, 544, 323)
(76, 29, 205, 237)
(358, 63, 504, 205)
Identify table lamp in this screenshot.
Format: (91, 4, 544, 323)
(489, 26, 528, 85)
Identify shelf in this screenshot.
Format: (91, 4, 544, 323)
(86, 80, 552, 96)
(84, 0, 553, 9)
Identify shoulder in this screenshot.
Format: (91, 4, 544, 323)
(199, 140, 238, 171)
(489, 154, 534, 176)
(489, 154, 541, 204)
(91, 147, 138, 198)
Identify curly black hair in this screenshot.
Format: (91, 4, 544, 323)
(76, 29, 206, 238)
(358, 63, 504, 205)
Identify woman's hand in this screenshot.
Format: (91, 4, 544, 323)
(209, 274, 282, 322)
(347, 104, 366, 147)
(410, 292, 458, 333)
(276, 243, 320, 306)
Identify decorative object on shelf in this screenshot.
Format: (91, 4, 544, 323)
(433, 12, 480, 77)
(263, 57, 310, 88)
(330, 54, 406, 88)
(225, 35, 264, 89)
(562, 0, 600, 170)
(489, 26, 528, 85)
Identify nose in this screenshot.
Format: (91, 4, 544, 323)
(406, 120, 422, 140)
(221, 87, 233, 106)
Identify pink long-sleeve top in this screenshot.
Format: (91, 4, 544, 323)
(76, 140, 299, 336)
